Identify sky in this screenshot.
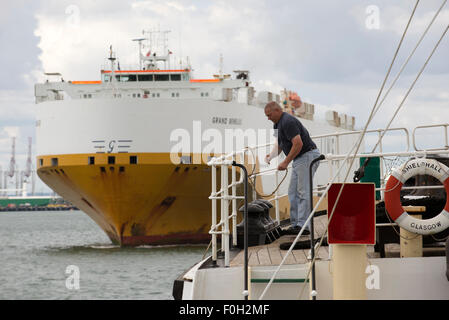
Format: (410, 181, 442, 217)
(0, 0, 448, 194)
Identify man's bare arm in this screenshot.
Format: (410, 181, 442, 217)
(265, 140, 282, 164)
(278, 135, 303, 170)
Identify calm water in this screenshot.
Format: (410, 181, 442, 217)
(0, 210, 207, 300)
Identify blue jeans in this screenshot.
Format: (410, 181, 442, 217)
(288, 149, 321, 230)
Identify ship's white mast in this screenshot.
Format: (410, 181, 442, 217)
(219, 54, 223, 79)
(107, 45, 119, 97)
(140, 28, 171, 70)
(132, 38, 147, 70)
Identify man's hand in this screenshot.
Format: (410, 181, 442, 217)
(277, 160, 289, 171)
(265, 154, 272, 164)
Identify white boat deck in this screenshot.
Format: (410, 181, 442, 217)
(229, 215, 446, 267)
(230, 215, 330, 267)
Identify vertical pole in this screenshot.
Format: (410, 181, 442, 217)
(232, 154, 237, 247)
(243, 167, 248, 300)
(275, 170, 280, 223)
(211, 165, 217, 263)
(444, 124, 448, 149)
(223, 163, 230, 267)
(336, 136, 340, 182)
(246, 149, 256, 202)
(332, 244, 367, 300)
(139, 40, 142, 70)
(220, 164, 225, 254)
(16, 171, 19, 196)
(400, 213, 423, 257)
(232, 162, 249, 300)
(378, 131, 385, 201)
(308, 154, 324, 300)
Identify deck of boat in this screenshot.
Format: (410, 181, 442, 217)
(229, 215, 447, 267)
(230, 215, 330, 267)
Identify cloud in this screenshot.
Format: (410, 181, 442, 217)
(1, 127, 20, 138)
(0, 1, 42, 90)
(131, 0, 197, 14)
(0, 90, 36, 124)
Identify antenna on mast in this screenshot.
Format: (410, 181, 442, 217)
(141, 28, 172, 70)
(106, 45, 119, 96)
(219, 53, 223, 79)
(132, 37, 147, 70)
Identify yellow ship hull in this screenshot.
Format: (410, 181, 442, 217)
(37, 153, 222, 245)
(37, 152, 288, 245)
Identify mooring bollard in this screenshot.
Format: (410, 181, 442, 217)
(400, 208, 425, 258)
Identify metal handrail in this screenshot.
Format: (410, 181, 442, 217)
(324, 149, 449, 161)
(412, 123, 449, 151)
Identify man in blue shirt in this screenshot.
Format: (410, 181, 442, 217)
(264, 101, 320, 235)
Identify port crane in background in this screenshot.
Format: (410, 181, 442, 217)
(0, 137, 36, 196)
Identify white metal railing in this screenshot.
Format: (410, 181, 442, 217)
(313, 127, 410, 153)
(208, 147, 294, 266)
(413, 123, 449, 151)
(313, 127, 410, 188)
(207, 124, 449, 267)
(208, 151, 246, 266)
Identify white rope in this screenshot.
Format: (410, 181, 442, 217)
(371, 0, 447, 123)
(371, 18, 449, 155)
(258, 0, 422, 300)
(298, 1, 449, 300)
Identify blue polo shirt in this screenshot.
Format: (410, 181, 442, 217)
(274, 112, 317, 159)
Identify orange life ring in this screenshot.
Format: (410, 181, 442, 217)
(384, 158, 449, 235)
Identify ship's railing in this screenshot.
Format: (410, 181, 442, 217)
(413, 123, 449, 151)
(207, 148, 286, 267)
(207, 124, 449, 269)
(208, 151, 246, 266)
(313, 127, 410, 153)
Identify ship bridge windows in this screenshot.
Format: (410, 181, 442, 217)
(102, 74, 138, 82)
(115, 75, 137, 82)
(155, 74, 169, 81)
(125, 74, 137, 81)
(100, 73, 184, 82)
(138, 74, 153, 81)
(100, 73, 186, 82)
